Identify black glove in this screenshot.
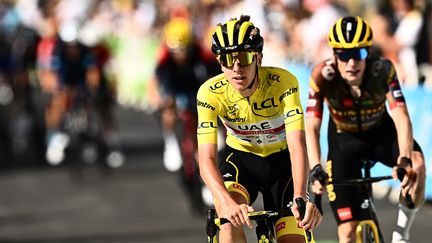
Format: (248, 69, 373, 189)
(309, 164, 328, 186)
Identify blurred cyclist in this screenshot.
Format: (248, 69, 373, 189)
(306, 16, 425, 243)
(149, 16, 219, 172)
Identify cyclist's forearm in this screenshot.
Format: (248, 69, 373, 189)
(198, 145, 233, 204)
(392, 107, 414, 159)
(305, 117, 322, 169)
(287, 130, 309, 199)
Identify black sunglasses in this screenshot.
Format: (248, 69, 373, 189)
(335, 48, 369, 62)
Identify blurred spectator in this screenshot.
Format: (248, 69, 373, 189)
(371, 0, 425, 87)
(294, 0, 345, 64)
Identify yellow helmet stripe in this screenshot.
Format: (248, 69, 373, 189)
(226, 19, 237, 46)
(364, 19, 371, 41)
(352, 16, 363, 45)
(238, 22, 253, 45)
(335, 18, 346, 46)
(215, 25, 225, 47)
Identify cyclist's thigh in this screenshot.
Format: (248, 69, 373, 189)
(261, 149, 293, 211)
(327, 130, 367, 225)
(217, 146, 261, 205)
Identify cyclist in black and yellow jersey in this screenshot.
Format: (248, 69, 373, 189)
(197, 15, 322, 243)
(305, 16, 426, 243)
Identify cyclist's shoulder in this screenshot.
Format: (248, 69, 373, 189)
(260, 66, 296, 79)
(259, 66, 300, 88)
(365, 55, 396, 80)
(197, 73, 227, 96)
(310, 58, 338, 87)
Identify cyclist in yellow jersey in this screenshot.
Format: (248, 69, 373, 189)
(197, 15, 322, 243)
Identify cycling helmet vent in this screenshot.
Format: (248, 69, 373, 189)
(211, 15, 263, 55)
(328, 16, 373, 49)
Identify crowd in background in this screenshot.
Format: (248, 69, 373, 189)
(0, 0, 431, 166)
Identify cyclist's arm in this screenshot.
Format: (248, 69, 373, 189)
(385, 78, 413, 160)
(281, 83, 308, 199)
(389, 102, 413, 160)
(286, 129, 309, 200)
(196, 87, 253, 228)
(305, 72, 327, 194)
(198, 143, 253, 228)
(384, 65, 419, 198)
(305, 72, 325, 170)
(305, 116, 322, 169)
(197, 143, 231, 204)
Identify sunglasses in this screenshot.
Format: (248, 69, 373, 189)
(218, 52, 256, 68)
(335, 48, 369, 62)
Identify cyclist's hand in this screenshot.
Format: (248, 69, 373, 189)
(220, 202, 254, 229)
(309, 164, 328, 195)
(291, 200, 322, 231)
(392, 157, 417, 196)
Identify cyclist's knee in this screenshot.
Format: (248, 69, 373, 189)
(218, 226, 247, 243)
(160, 107, 177, 129)
(338, 221, 358, 243)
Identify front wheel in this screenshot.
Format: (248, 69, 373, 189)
(356, 220, 380, 243)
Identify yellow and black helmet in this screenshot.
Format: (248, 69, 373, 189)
(211, 15, 263, 55)
(328, 16, 373, 49)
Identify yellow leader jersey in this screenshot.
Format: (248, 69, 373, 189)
(196, 66, 304, 157)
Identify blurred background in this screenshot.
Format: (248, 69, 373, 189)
(0, 0, 431, 242)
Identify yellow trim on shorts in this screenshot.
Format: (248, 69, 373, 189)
(275, 216, 316, 242)
(224, 181, 250, 205)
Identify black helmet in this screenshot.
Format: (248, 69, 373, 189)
(211, 15, 264, 55)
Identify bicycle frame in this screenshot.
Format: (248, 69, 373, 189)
(328, 160, 413, 243)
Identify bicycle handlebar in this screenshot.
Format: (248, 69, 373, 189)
(211, 210, 286, 228)
(313, 167, 415, 210)
(206, 198, 313, 242)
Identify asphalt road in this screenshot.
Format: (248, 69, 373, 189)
(0, 106, 430, 243)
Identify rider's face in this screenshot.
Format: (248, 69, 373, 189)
(219, 52, 262, 93)
(335, 48, 368, 86)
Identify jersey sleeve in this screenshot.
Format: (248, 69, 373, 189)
(196, 84, 218, 145)
(384, 61, 407, 109)
(306, 63, 326, 119)
(280, 73, 305, 132)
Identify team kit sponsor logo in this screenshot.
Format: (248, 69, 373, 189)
(197, 99, 215, 111)
(285, 108, 303, 119)
(198, 121, 217, 129)
(279, 87, 298, 102)
(222, 117, 286, 145)
(337, 207, 353, 221)
(209, 80, 228, 92)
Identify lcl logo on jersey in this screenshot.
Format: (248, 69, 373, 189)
(267, 74, 280, 82)
(253, 97, 278, 110)
(198, 121, 217, 129)
(209, 80, 228, 93)
(285, 108, 303, 118)
(252, 97, 279, 118)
